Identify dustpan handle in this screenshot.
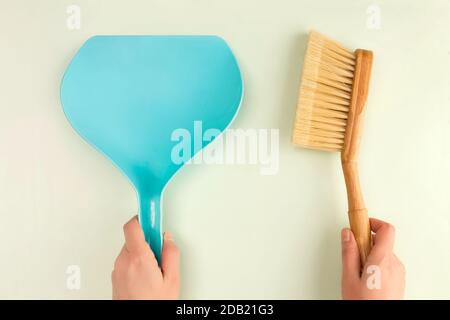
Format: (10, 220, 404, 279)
(138, 194, 163, 265)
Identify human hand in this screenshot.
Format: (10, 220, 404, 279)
(341, 218, 405, 300)
(112, 216, 180, 300)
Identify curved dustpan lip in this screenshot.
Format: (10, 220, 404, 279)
(59, 34, 244, 250)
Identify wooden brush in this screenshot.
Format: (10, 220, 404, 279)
(292, 31, 374, 264)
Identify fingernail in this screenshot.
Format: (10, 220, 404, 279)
(342, 228, 351, 243)
(164, 232, 174, 242)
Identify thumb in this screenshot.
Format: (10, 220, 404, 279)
(341, 228, 361, 282)
(161, 232, 180, 286)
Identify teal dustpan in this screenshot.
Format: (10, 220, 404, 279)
(60, 36, 243, 263)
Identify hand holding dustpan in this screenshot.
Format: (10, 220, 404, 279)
(61, 36, 243, 263)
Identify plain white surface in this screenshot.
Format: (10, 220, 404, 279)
(0, 0, 449, 299)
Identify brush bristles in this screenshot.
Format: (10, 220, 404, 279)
(292, 31, 356, 152)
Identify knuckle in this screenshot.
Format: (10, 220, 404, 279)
(384, 223, 396, 236)
(164, 241, 180, 258)
(113, 257, 125, 272)
(387, 223, 396, 234)
(170, 245, 181, 258)
(128, 253, 145, 266)
(342, 243, 357, 256)
(168, 249, 181, 264)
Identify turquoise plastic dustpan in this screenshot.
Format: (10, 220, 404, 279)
(60, 36, 243, 263)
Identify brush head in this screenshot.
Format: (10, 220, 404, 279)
(292, 31, 357, 152)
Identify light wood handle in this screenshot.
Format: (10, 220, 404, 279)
(341, 49, 373, 266)
(342, 162, 371, 264)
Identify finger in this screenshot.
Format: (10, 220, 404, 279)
(123, 216, 148, 254)
(370, 218, 391, 233)
(369, 218, 395, 254)
(161, 232, 180, 285)
(112, 244, 129, 279)
(341, 228, 361, 281)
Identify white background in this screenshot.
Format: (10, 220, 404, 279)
(0, 0, 449, 299)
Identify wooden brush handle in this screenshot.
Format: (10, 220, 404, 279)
(342, 162, 371, 264)
(341, 49, 373, 265)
